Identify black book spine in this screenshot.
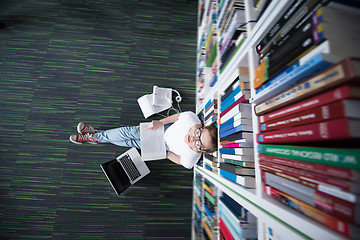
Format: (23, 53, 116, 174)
(266, 16, 320, 78)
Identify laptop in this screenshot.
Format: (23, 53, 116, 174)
(140, 122, 167, 161)
(100, 148, 150, 195)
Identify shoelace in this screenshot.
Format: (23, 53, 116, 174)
(82, 125, 94, 133)
(79, 133, 94, 142)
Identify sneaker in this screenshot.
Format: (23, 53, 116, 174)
(77, 122, 97, 134)
(69, 133, 99, 144)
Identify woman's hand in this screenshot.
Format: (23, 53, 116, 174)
(146, 120, 164, 130)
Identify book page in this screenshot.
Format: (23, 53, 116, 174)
(140, 123, 166, 161)
(152, 86, 172, 107)
(137, 95, 157, 119)
(137, 94, 172, 119)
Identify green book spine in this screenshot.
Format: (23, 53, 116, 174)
(258, 144, 360, 170)
(206, 41, 217, 67)
(205, 191, 215, 205)
(220, 38, 245, 73)
(223, 159, 255, 168)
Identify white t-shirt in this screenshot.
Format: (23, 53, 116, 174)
(164, 111, 201, 169)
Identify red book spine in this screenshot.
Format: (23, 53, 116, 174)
(259, 100, 349, 132)
(220, 95, 246, 118)
(257, 117, 356, 143)
(259, 84, 358, 123)
(219, 217, 235, 240)
(258, 154, 359, 181)
(263, 185, 354, 237)
(259, 160, 357, 193)
(314, 189, 359, 225)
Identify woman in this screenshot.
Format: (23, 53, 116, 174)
(69, 111, 218, 169)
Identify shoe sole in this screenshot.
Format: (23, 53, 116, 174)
(69, 136, 82, 144)
(69, 135, 98, 145)
(77, 122, 83, 134)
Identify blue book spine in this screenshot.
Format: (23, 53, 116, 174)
(220, 169, 237, 183)
(219, 125, 245, 138)
(220, 204, 242, 238)
(209, 74, 218, 87)
(204, 98, 212, 110)
(220, 85, 240, 111)
(203, 204, 214, 221)
(256, 52, 333, 94)
(204, 164, 212, 171)
(219, 122, 236, 133)
(221, 194, 243, 218)
(194, 204, 201, 218)
(220, 116, 235, 128)
(219, 148, 236, 155)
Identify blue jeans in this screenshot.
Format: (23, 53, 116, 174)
(93, 123, 172, 149)
(94, 126, 141, 149)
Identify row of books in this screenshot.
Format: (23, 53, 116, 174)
(197, 0, 218, 105)
(217, 0, 247, 72)
(219, 192, 257, 239)
(252, 0, 360, 104)
(192, 172, 203, 240)
(252, 1, 360, 238)
(203, 179, 218, 239)
(218, 67, 256, 188)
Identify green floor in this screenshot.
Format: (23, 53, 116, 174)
(0, 0, 198, 239)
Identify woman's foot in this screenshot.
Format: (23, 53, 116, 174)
(77, 122, 97, 134)
(69, 133, 98, 144)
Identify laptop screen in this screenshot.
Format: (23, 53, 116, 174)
(101, 159, 131, 195)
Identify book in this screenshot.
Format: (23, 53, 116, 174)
(255, 57, 360, 115)
(257, 117, 360, 144)
(255, 2, 360, 90)
(221, 153, 254, 162)
(219, 103, 251, 125)
(259, 84, 360, 123)
(223, 159, 255, 168)
(219, 125, 252, 139)
(221, 191, 243, 219)
(137, 87, 173, 118)
(259, 99, 360, 132)
(220, 94, 246, 117)
(219, 147, 254, 156)
(220, 117, 252, 132)
(259, 160, 360, 193)
(220, 162, 255, 175)
(265, 162, 360, 206)
(256, 0, 327, 55)
(261, 169, 360, 213)
(263, 184, 360, 238)
(220, 138, 253, 146)
(219, 200, 257, 228)
(258, 144, 360, 170)
(219, 203, 257, 239)
(258, 153, 360, 182)
(251, 41, 342, 104)
(257, 5, 323, 84)
(221, 191, 257, 223)
(220, 131, 253, 142)
(220, 141, 253, 148)
(219, 218, 235, 240)
(220, 32, 247, 72)
(220, 169, 255, 188)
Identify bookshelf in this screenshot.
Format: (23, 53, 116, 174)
(193, 0, 359, 239)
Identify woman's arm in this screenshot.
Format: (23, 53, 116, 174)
(146, 113, 180, 130)
(167, 151, 181, 165)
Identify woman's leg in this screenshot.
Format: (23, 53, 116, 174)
(93, 126, 141, 149)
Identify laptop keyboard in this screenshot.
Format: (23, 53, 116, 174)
(118, 154, 141, 181)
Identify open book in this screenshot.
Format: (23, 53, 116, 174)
(140, 122, 166, 161)
(137, 86, 172, 118)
